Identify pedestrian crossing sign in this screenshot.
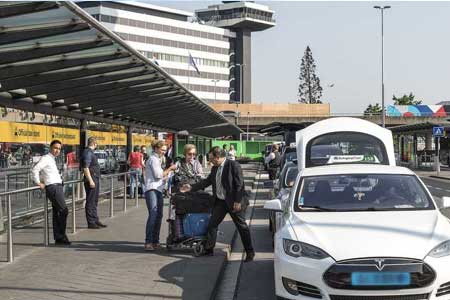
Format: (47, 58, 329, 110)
(433, 126, 445, 137)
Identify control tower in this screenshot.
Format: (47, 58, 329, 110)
(196, 1, 275, 104)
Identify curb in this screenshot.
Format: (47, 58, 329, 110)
(429, 175, 450, 181)
(209, 164, 262, 300)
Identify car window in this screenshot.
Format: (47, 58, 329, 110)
(285, 152, 297, 162)
(283, 167, 299, 188)
(294, 174, 434, 212)
(306, 132, 388, 167)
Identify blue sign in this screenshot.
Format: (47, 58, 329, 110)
(433, 126, 445, 137)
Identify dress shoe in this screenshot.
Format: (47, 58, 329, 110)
(152, 243, 162, 249)
(88, 223, 100, 229)
(244, 251, 255, 262)
(55, 239, 71, 246)
(96, 221, 107, 228)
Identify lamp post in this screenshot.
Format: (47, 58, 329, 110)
(374, 5, 390, 128)
(211, 79, 219, 103)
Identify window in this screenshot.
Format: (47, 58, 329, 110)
(294, 174, 434, 212)
(306, 132, 388, 167)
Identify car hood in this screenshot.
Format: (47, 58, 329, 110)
(290, 210, 450, 261)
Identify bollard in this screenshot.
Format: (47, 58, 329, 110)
(135, 173, 139, 207)
(123, 174, 127, 212)
(44, 193, 49, 246)
(110, 177, 114, 217)
(7, 195, 13, 263)
(26, 175, 31, 209)
(71, 183, 76, 234)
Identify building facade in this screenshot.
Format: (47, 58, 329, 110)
(80, 1, 275, 104)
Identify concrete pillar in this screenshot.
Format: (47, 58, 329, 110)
(235, 29, 252, 104)
(400, 135, 404, 162)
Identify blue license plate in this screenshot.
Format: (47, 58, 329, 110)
(351, 272, 411, 286)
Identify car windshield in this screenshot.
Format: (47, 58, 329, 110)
(295, 174, 434, 212)
(283, 167, 299, 188)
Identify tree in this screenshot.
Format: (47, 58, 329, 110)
(298, 46, 323, 104)
(364, 103, 382, 115)
(392, 93, 422, 105)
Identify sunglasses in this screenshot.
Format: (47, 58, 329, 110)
(186, 152, 196, 156)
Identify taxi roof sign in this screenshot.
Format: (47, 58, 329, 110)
(327, 155, 380, 164)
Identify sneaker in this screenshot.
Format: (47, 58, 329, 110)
(95, 221, 107, 228)
(144, 243, 155, 251)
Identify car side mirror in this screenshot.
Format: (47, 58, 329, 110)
(264, 199, 283, 212)
(442, 196, 450, 208)
(287, 181, 295, 187)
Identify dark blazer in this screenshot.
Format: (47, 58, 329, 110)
(191, 159, 245, 208)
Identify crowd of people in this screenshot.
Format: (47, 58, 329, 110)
(32, 138, 254, 261)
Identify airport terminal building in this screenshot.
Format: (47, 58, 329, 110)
(79, 1, 275, 104)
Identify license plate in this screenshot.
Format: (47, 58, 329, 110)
(351, 272, 411, 286)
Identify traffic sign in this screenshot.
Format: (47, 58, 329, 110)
(433, 126, 445, 137)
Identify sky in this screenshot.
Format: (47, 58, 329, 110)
(144, 1, 450, 114)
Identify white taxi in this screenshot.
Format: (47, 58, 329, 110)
(265, 118, 450, 300)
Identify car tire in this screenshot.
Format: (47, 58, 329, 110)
(277, 297, 288, 300)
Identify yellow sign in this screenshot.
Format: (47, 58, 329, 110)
(111, 132, 127, 146)
(87, 130, 111, 145)
(132, 134, 154, 147)
(47, 126, 79, 145)
(0, 121, 81, 145)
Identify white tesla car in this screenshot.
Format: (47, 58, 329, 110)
(265, 164, 450, 300)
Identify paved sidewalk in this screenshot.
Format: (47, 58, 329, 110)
(0, 163, 260, 300)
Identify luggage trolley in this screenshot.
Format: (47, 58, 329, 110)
(166, 191, 214, 256)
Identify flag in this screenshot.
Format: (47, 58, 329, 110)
(152, 55, 159, 66)
(188, 52, 200, 75)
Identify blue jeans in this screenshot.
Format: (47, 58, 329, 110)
(129, 168, 142, 198)
(145, 190, 163, 244)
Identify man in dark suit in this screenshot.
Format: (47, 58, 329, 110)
(181, 146, 255, 262)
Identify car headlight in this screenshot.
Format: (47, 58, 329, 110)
(427, 240, 450, 258)
(283, 239, 330, 259)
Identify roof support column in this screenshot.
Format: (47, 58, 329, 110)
(202, 138, 207, 168)
(126, 126, 133, 163)
(172, 134, 178, 160)
(79, 119, 88, 200)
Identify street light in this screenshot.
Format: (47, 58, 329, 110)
(211, 79, 219, 103)
(374, 5, 391, 128)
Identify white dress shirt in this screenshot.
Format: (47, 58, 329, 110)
(31, 153, 62, 186)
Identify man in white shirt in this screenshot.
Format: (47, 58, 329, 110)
(32, 140, 70, 245)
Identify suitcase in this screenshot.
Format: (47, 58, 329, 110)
(182, 213, 210, 237)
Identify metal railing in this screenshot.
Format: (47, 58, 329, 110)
(0, 170, 140, 263)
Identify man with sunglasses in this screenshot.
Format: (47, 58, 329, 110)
(32, 140, 71, 245)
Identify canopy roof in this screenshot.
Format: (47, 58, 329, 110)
(0, 1, 241, 137)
